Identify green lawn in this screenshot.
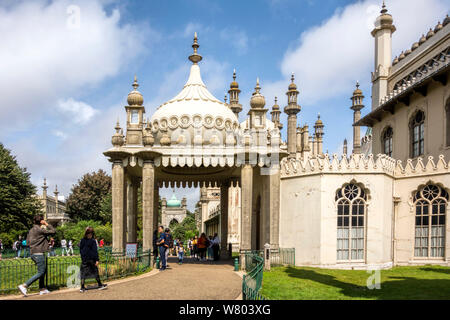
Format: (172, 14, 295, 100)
(261, 265, 450, 300)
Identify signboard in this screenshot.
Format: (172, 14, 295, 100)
(126, 243, 138, 259)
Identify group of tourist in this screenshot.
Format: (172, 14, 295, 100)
(17, 214, 107, 297)
(188, 233, 220, 261)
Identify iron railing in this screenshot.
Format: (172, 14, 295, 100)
(0, 248, 152, 294)
(241, 251, 266, 300)
(240, 248, 295, 300)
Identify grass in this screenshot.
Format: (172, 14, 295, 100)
(261, 265, 450, 300)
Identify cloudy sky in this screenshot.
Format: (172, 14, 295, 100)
(0, 0, 447, 210)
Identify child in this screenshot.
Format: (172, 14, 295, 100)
(79, 227, 107, 292)
(178, 242, 184, 265)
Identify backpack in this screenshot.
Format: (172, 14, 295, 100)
(22, 240, 26, 247)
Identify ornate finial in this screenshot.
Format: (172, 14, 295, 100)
(233, 68, 236, 81)
(115, 118, 121, 131)
(291, 73, 295, 83)
(189, 32, 202, 64)
(42, 178, 48, 191)
(224, 94, 227, 103)
(317, 112, 321, 119)
(54, 185, 58, 194)
(255, 77, 261, 93)
(356, 81, 360, 89)
(275, 96, 278, 104)
(380, 0, 387, 14)
(132, 75, 139, 91)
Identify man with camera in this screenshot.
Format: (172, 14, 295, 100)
(18, 215, 56, 296)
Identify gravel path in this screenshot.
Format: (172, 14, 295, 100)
(9, 257, 242, 300)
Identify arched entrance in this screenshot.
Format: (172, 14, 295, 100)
(104, 34, 286, 265)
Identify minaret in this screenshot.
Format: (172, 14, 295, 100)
(125, 76, 146, 145)
(248, 78, 267, 132)
(270, 97, 283, 131)
(343, 139, 348, 156)
(371, 1, 396, 109)
(351, 82, 365, 154)
(228, 69, 242, 119)
(42, 178, 48, 220)
(314, 113, 324, 156)
(54, 185, 59, 216)
(284, 73, 301, 158)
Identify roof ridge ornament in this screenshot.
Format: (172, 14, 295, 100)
(188, 32, 203, 64)
(380, 0, 387, 14)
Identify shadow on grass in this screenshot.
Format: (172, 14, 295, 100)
(284, 267, 450, 300)
(420, 267, 450, 275)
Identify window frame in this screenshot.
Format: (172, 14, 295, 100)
(409, 110, 425, 158)
(382, 126, 393, 157)
(336, 183, 368, 263)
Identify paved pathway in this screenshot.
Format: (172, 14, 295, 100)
(7, 257, 242, 300)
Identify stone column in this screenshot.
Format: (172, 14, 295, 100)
(287, 114, 297, 157)
(127, 180, 138, 243)
(142, 160, 155, 254)
(240, 164, 253, 266)
(269, 165, 280, 248)
(220, 182, 229, 258)
(112, 160, 126, 252)
(153, 184, 159, 233)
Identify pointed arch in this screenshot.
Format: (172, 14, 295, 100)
(409, 109, 425, 158)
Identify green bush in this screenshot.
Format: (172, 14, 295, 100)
(55, 220, 112, 246)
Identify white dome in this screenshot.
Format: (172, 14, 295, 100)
(150, 63, 240, 146)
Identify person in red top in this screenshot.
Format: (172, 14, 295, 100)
(197, 233, 208, 261)
(99, 239, 104, 248)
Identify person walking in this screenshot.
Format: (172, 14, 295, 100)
(207, 236, 213, 261)
(164, 228, 172, 267)
(79, 227, 107, 292)
(156, 226, 168, 271)
(192, 235, 198, 260)
(16, 236, 23, 258)
(177, 241, 184, 265)
(67, 239, 74, 256)
(152, 230, 158, 260)
(212, 233, 220, 261)
(61, 238, 67, 256)
(18, 215, 55, 296)
(47, 238, 55, 257)
(188, 238, 193, 257)
(13, 239, 19, 258)
(22, 238, 30, 258)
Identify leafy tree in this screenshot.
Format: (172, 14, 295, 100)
(55, 220, 112, 245)
(99, 192, 112, 223)
(172, 211, 199, 242)
(0, 143, 42, 238)
(66, 169, 111, 223)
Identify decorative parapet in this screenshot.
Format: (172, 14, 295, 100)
(281, 153, 449, 178)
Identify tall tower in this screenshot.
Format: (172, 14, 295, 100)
(125, 76, 146, 145)
(270, 97, 283, 131)
(42, 178, 48, 220)
(314, 114, 324, 156)
(371, 1, 396, 109)
(54, 185, 59, 216)
(351, 82, 365, 154)
(284, 74, 301, 158)
(228, 69, 242, 119)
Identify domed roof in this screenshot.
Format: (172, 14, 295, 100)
(250, 78, 266, 109)
(167, 194, 181, 207)
(127, 76, 144, 106)
(150, 34, 239, 147)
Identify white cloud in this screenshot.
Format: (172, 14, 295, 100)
(0, 0, 151, 133)
(278, 0, 448, 105)
(220, 28, 248, 54)
(52, 130, 68, 140)
(57, 98, 99, 125)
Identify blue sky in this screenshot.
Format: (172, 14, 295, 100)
(0, 0, 448, 210)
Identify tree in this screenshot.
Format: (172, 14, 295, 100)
(172, 211, 199, 242)
(66, 169, 111, 223)
(0, 143, 42, 238)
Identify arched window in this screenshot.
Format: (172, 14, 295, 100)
(382, 126, 393, 157)
(410, 110, 425, 158)
(336, 183, 368, 261)
(414, 184, 448, 258)
(446, 99, 450, 147)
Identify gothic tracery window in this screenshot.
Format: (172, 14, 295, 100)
(410, 110, 425, 158)
(414, 184, 448, 258)
(336, 183, 367, 261)
(382, 126, 393, 157)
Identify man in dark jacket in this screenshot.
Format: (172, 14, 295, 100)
(18, 215, 55, 296)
